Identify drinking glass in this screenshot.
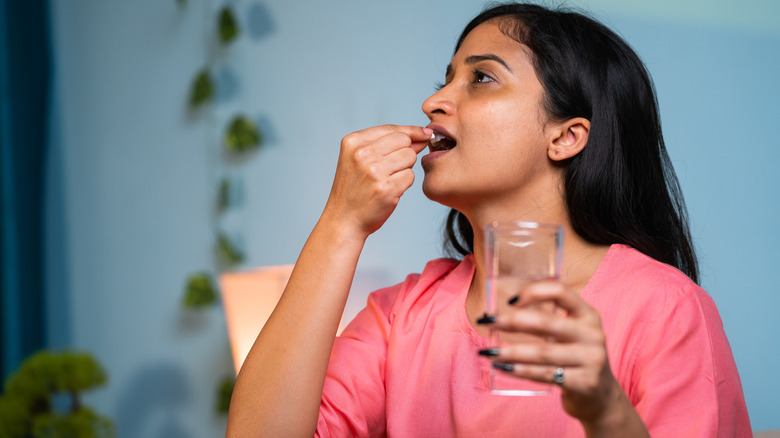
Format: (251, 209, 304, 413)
(485, 221, 563, 396)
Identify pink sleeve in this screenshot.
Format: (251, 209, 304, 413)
(630, 283, 752, 437)
(314, 275, 416, 438)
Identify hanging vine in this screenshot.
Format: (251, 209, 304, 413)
(175, 0, 262, 414)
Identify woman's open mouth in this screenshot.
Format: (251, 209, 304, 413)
(428, 132, 457, 152)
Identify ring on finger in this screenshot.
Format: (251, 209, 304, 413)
(552, 367, 565, 385)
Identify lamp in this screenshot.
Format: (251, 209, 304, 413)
(220, 265, 350, 374)
(220, 264, 375, 374)
(220, 265, 294, 375)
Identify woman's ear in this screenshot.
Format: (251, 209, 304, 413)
(548, 117, 590, 161)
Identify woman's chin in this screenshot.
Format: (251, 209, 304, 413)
(421, 179, 462, 210)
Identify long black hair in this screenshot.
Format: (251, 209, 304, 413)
(443, 2, 699, 283)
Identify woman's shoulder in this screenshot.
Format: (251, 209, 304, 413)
(416, 257, 465, 283)
(595, 244, 700, 292)
(591, 245, 728, 371)
(586, 244, 712, 315)
(365, 256, 473, 319)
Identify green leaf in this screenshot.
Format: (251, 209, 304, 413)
(217, 177, 231, 212)
(217, 232, 244, 266)
(61, 352, 108, 393)
(224, 115, 261, 153)
(188, 69, 214, 108)
(218, 6, 240, 45)
(0, 396, 31, 438)
(215, 376, 235, 414)
(182, 272, 218, 308)
(4, 351, 56, 403)
(1, 350, 109, 438)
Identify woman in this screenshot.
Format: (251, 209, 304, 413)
(227, 3, 751, 437)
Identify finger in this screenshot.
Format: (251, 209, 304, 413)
(370, 131, 416, 157)
(495, 308, 604, 343)
(387, 168, 416, 195)
(347, 131, 419, 168)
(361, 168, 415, 208)
(493, 362, 573, 387)
(486, 341, 604, 368)
(511, 281, 598, 322)
(494, 361, 611, 398)
(349, 124, 432, 145)
(382, 145, 419, 175)
(343, 128, 430, 170)
(409, 139, 429, 155)
(343, 133, 407, 179)
(357, 152, 417, 196)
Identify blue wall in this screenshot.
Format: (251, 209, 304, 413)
(47, 0, 779, 435)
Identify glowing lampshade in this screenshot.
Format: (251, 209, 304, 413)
(220, 265, 294, 375)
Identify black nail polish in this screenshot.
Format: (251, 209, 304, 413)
(492, 362, 515, 372)
(478, 348, 500, 357)
(476, 313, 496, 325)
(507, 295, 520, 305)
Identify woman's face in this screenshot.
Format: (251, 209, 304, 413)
(421, 20, 559, 214)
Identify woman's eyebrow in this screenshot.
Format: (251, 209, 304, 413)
(445, 53, 513, 77)
(465, 54, 512, 72)
(444, 53, 513, 79)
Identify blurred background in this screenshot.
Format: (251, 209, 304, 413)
(1, 0, 778, 436)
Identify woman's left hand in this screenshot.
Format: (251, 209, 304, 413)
(483, 281, 648, 435)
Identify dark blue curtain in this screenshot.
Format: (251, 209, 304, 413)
(0, 0, 51, 380)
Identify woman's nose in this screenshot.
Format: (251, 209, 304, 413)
(422, 87, 455, 119)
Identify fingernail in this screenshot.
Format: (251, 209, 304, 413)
(492, 362, 515, 372)
(507, 295, 520, 305)
(476, 313, 496, 325)
(423, 127, 433, 135)
(478, 348, 500, 357)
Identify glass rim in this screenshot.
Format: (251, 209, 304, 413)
(485, 220, 563, 233)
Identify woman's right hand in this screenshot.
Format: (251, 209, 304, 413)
(323, 125, 432, 237)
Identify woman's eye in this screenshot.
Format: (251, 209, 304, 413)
(473, 69, 494, 84)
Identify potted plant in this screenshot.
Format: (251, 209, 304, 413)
(0, 350, 112, 438)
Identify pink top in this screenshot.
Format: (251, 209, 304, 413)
(316, 244, 751, 437)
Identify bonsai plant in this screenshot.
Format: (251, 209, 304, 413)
(0, 350, 113, 438)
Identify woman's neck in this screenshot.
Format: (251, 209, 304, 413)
(464, 206, 610, 307)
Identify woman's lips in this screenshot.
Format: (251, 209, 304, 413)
(422, 125, 456, 167)
(421, 142, 453, 167)
(421, 148, 449, 166)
